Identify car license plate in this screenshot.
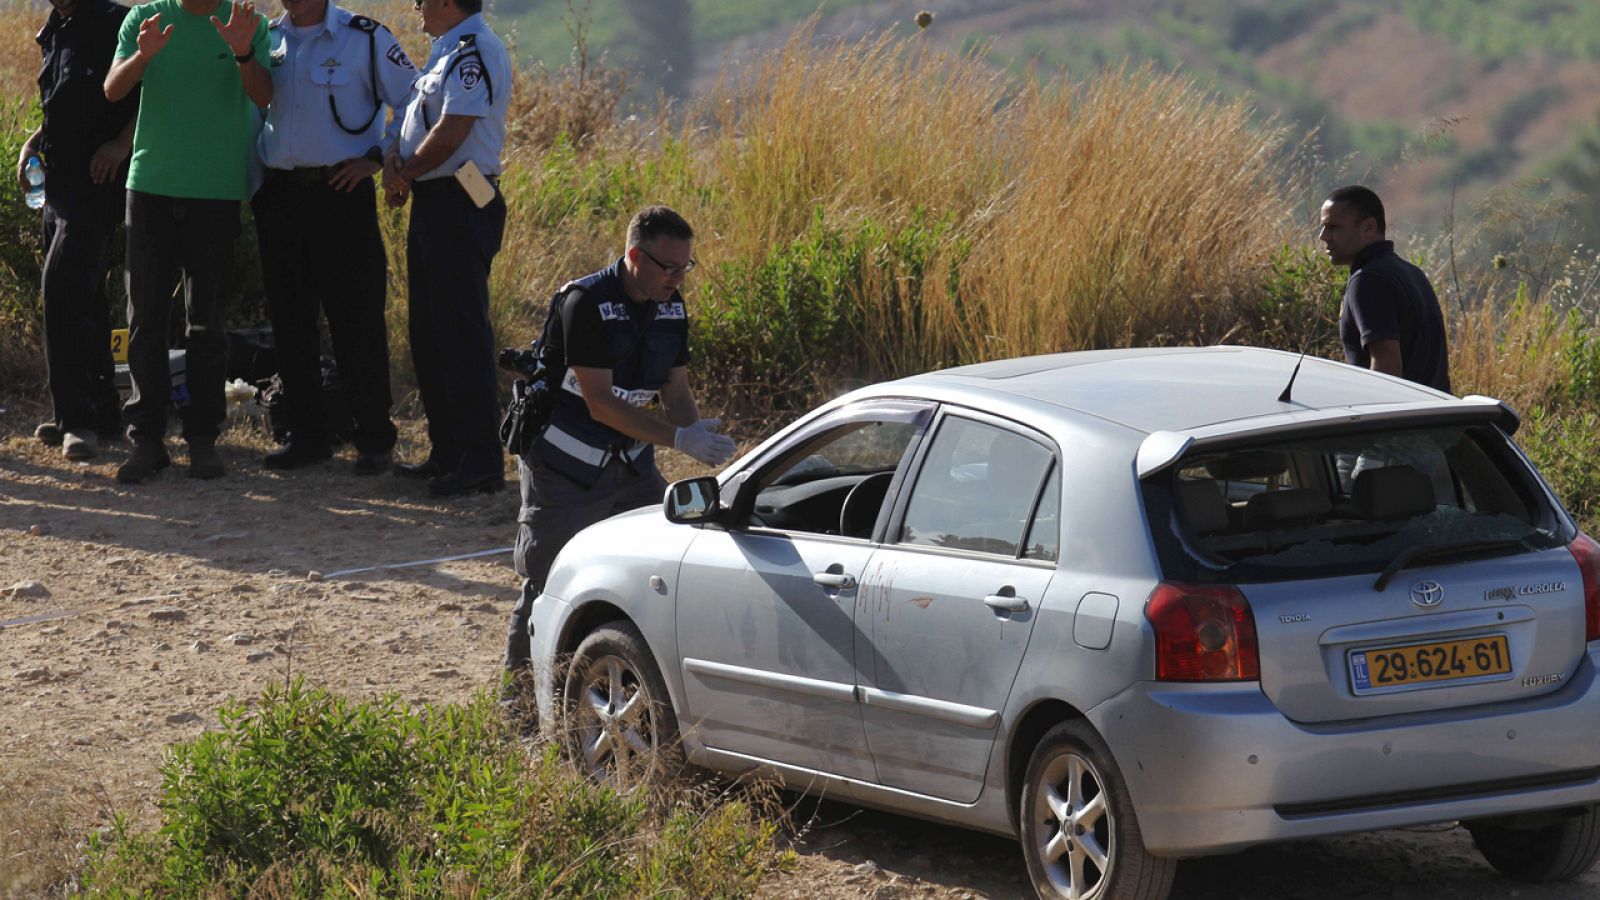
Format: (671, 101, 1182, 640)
(1349, 634, 1511, 692)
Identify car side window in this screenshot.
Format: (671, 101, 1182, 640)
(747, 420, 919, 536)
(899, 417, 1055, 557)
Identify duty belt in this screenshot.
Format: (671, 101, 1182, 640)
(542, 423, 648, 468)
(265, 166, 340, 185)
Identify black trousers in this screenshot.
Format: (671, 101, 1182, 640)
(123, 190, 239, 446)
(406, 178, 506, 477)
(507, 453, 667, 669)
(252, 172, 396, 454)
(41, 186, 122, 433)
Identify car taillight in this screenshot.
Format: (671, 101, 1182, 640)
(1146, 582, 1260, 681)
(1569, 533, 1600, 642)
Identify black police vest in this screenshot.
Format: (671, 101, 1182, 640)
(532, 271, 687, 486)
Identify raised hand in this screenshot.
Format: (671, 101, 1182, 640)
(136, 13, 173, 59)
(211, 0, 260, 57)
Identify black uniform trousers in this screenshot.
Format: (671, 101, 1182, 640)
(405, 177, 505, 477)
(123, 190, 239, 446)
(40, 180, 122, 435)
(252, 171, 397, 454)
(507, 453, 667, 669)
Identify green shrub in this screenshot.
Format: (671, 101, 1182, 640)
(693, 208, 964, 410)
(1520, 405, 1600, 535)
(84, 679, 786, 897)
(0, 96, 43, 323)
(1240, 243, 1345, 355)
(1562, 311, 1600, 407)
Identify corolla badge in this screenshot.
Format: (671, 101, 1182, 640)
(1410, 580, 1445, 608)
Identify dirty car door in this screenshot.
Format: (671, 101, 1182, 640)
(675, 401, 932, 781)
(856, 411, 1059, 803)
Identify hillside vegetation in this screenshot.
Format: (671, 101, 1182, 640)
(492, 0, 1600, 239)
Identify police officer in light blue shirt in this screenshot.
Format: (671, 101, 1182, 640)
(392, 4, 506, 182)
(383, 0, 510, 496)
(252, 0, 416, 474)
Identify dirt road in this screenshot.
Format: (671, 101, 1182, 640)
(3, 416, 1597, 898)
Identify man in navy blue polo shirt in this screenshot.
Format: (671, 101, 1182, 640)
(502, 206, 735, 687)
(1320, 184, 1451, 393)
(20, 0, 138, 461)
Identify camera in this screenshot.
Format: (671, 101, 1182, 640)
(498, 345, 542, 376)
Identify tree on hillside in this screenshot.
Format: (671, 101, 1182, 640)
(620, 0, 693, 100)
(1554, 110, 1600, 243)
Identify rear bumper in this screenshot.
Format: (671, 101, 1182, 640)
(1090, 646, 1600, 856)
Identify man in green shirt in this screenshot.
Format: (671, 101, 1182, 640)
(104, 0, 270, 482)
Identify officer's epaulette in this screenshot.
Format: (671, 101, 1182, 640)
(350, 14, 379, 33)
(457, 33, 478, 50)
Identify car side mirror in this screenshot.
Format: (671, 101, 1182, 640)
(664, 476, 722, 524)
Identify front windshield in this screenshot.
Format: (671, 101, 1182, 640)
(1145, 423, 1570, 583)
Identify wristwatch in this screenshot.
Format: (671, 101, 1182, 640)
(364, 145, 384, 164)
(233, 47, 255, 64)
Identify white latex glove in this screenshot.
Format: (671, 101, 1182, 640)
(674, 418, 736, 466)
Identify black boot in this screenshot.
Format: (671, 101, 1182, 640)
(187, 440, 226, 480)
(116, 441, 172, 484)
(263, 442, 332, 470)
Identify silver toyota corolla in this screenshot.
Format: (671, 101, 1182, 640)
(526, 346, 1600, 900)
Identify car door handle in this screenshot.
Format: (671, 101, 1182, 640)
(984, 593, 1029, 613)
(813, 572, 857, 590)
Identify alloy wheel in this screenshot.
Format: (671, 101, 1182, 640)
(1032, 749, 1115, 899)
(569, 652, 658, 785)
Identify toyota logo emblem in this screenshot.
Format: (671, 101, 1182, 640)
(1410, 580, 1445, 608)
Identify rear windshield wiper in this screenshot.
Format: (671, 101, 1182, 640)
(1374, 539, 1528, 592)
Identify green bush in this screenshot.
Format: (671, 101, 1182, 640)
(1237, 243, 1344, 355)
(84, 679, 786, 897)
(0, 96, 43, 324)
(1520, 405, 1600, 535)
(693, 208, 963, 410)
(1562, 312, 1600, 407)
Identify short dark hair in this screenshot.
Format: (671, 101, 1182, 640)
(1326, 185, 1386, 235)
(455, 0, 483, 13)
(627, 206, 694, 247)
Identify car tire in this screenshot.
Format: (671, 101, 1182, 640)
(561, 621, 686, 791)
(1019, 720, 1175, 900)
(1467, 806, 1600, 882)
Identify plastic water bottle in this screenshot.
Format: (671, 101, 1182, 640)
(24, 157, 44, 210)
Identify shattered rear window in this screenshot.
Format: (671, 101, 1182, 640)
(1143, 424, 1571, 583)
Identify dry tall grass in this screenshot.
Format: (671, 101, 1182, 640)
(701, 25, 1011, 257)
(0, 763, 99, 899)
(960, 70, 1291, 356)
(1449, 287, 1578, 411)
(0, 2, 40, 94)
(681, 25, 1297, 387)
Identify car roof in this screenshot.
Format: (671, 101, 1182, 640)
(881, 346, 1461, 435)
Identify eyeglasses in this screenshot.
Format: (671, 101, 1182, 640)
(636, 245, 696, 277)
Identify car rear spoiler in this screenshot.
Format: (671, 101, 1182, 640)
(1135, 395, 1520, 479)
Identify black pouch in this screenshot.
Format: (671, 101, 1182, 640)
(499, 372, 558, 456)
(499, 287, 574, 457)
